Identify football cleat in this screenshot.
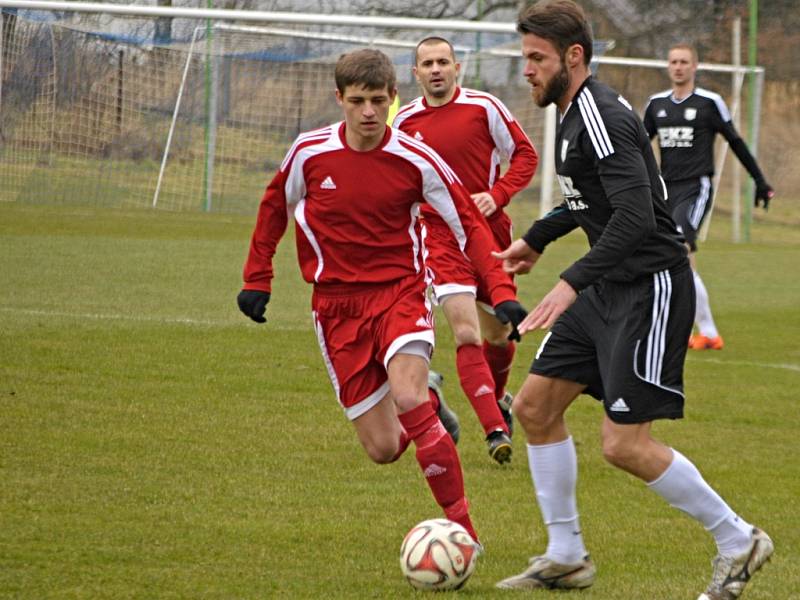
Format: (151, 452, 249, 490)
(428, 370, 460, 445)
(697, 528, 773, 600)
(496, 554, 596, 590)
(497, 391, 514, 436)
(689, 334, 724, 350)
(486, 430, 512, 464)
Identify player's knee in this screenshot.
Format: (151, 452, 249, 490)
(393, 389, 425, 415)
(512, 393, 558, 435)
(363, 437, 401, 464)
(452, 324, 481, 346)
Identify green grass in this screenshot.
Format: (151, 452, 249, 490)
(0, 151, 273, 214)
(1, 202, 798, 599)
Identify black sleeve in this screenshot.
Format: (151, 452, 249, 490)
(711, 106, 767, 183)
(522, 203, 578, 253)
(560, 185, 655, 291)
(728, 135, 767, 183)
(559, 112, 656, 292)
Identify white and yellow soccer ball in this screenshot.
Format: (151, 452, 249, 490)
(399, 518, 480, 591)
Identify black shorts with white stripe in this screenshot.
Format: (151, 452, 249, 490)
(530, 261, 694, 424)
(666, 177, 714, 252)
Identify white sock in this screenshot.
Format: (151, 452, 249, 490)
(693, 271, 719, 338)
(647, 449, 752, 556)
(527, 437, 587, 564)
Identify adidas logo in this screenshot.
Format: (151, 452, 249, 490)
(657, 109, 667, 118)
(609, 398, 630, 412)
(475, 384, 494, 397)
(424, 463, 447, 477)
(415, 316, 431, 328)
(414, 131, 424, 141)
(320, 175, 336, 190)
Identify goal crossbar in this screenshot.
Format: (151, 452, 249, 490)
(0, 0, 765, 77)
(212, 23, 474, 55)
(0, 0, 519, 33)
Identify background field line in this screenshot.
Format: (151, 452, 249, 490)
(688, 355, 800, 373)
(5, 307, 797, 372)
(0, 306, 308, 331)
(4, 307, 798, 372)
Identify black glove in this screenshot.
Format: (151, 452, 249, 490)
(494, 300, 528, 342)
(237, 290, 270, 323)
(754, 179, 774, 210)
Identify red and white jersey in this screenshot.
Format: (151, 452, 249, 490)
(242, 122, 515, 305)
(392, 87, 537, 215)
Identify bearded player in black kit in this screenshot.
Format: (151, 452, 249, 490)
(493, 2, 773, 598)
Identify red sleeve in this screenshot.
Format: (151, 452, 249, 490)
(242, 168, 290, 293)
(456, 183, 518, 305)
(461, 187, 517, 306)
(398, 134, 517, 306)
(489, 117, 538, 209)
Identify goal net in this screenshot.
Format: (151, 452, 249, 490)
(0, 5, 762, 229)
(0, 8, 554, 213)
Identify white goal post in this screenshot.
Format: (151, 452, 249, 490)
(152, 23, 477, 211)
(0, 0, 764, 243)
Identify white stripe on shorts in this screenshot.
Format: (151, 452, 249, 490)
(645, 270, 672, 385)
(312, 309, 343, 401)
(689, 176, 711, 230)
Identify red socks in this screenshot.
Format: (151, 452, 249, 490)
(483, 340, 515, 401)
(456, 344, 506, 435)
(398, 401, 478, 543)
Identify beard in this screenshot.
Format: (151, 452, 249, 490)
(425, 78, 452, 99)
(534, 61, 570, 108)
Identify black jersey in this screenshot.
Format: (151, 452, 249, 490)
(642, 87, 738, 182)
(523, 77, 686, 292)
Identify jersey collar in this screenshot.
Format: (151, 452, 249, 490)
(337, 121, 392, 153)
(560, 75, 593, 120)
(422, 86, 461, 109)
(670, 87, 696, 104)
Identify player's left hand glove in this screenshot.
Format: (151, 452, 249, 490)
(494, 300, 528, 342)
(754, 179, 774, 210)
(237, 289, 270, 323)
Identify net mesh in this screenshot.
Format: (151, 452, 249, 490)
(3, 10, 757, 218)
(0, 12, 552, 213)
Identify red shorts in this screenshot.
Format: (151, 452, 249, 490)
(311, 274, 435, 420)
(423, 211, 514, 306)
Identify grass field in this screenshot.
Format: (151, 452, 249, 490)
(1, 201, 798, 599)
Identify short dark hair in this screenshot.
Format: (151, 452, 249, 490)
(413, 36, 456, 65)
(334, 48, 396, 94)
(517, 0, 593, 66)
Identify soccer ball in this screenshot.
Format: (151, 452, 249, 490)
(399, 518, 480, 591)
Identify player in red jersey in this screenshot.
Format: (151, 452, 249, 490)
(237, 49, 527, 544)
(393, 37, 538, 464)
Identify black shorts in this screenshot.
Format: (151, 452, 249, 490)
(666, 177, 713, 252)
(531, 262, 694, 423)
